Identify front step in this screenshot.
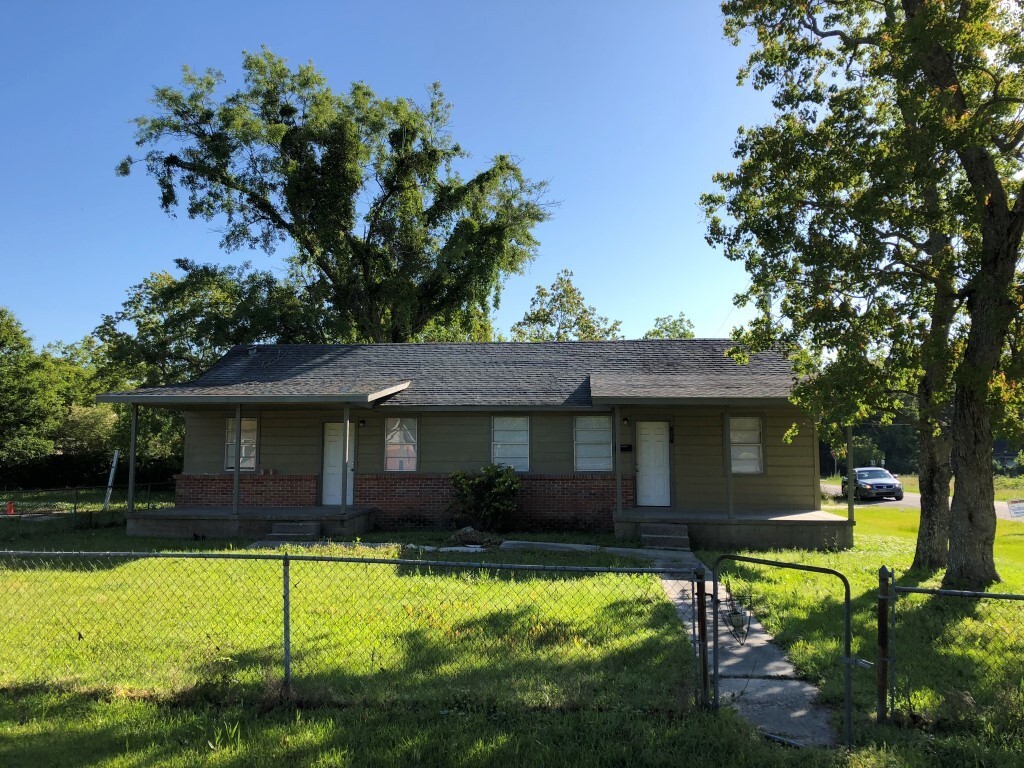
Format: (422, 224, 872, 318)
(638, 521, 690, 551)
(270, 521, 321, 541)
(264, 531, 319, 542)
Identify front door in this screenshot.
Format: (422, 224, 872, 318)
(636, 421, 670, 506)
(323, 423, 355, 505)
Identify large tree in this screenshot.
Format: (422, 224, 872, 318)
(643, 312, 695, 340)
(119, 48, 548, 343)
(707, 1, 1024, 587)
(511, 269, 623, 342)
(0, 309, 60, 465)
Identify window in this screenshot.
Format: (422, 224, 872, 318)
(225, 417, 258, 471)
(385, 417, 418, 471)
(492, 416, 529, 471)
(729, 416, 763, 474)
(575, 415, 612, 471)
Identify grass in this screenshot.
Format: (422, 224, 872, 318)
(705, 505, 1024, 764)
(3, 518, 1024, 765)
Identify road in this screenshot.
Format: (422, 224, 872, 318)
(820, 484, 1014, 520)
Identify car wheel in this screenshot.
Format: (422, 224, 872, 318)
(854, 488, 862, 502)
(894, 494, 904, 501)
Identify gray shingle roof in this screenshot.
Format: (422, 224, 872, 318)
(98, 340, 795, 408)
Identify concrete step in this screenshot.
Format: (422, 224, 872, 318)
(264, 531, 319, 542)
(638, 522, 689, 537)
(272, 521, 321, 536)
(640, 533, 691, 550)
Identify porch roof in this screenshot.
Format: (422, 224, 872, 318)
(97, 339, 796, 409)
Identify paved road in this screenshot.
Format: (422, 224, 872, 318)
(821, 484, 1013, 520)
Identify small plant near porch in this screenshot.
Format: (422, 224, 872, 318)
(449, 464, 521, 533)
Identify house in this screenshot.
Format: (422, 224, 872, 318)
(97, 340, 851, 549)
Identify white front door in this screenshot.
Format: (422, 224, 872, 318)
(323, 422, 355, 505)
(636, 421, 671, 507)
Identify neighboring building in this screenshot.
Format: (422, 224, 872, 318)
(98, 340, 851, 549)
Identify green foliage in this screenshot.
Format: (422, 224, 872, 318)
(120, 48, 549, 343)
(642, 312, 695, 340)
(707, 1, 1024, 587)
(0, 308, 60, 465)
(449, 464, 522, 532)
(511, 269, 623, 342)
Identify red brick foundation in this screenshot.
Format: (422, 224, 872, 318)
(356, 473, 634, 531)
(174, 474, 317, 507)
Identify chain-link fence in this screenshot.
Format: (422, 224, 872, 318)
(0, 551, 703, 712)
(0, 484, 175, 535)
(881, 572, 1024, 734)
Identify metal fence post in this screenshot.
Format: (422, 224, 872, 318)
(696, 569, 710, 707)
(283, 554, 292, 696)
(877, 566, 893, 724)
(72, 488, 79, 531)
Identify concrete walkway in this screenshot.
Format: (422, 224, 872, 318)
(502, 540, 835, 746)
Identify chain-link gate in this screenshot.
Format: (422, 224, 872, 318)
(711, 554, 860, 746)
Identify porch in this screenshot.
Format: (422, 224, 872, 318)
(613, 507, 853, 551)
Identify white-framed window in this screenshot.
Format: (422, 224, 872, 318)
(225, 417, 258, 471)
(385, 417, 418, 472)
(730, 416, 763, 474)
(574, 415, 613, 471)
(492, 416, 529, 472)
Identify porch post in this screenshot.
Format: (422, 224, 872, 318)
(613, 406, 623, 515)
(233, 404, 242, 515)
(341, 406, 350, 514)
(722, 409, 734, 520)
(846, 425, 855, 524)
(127, 403, 138, 514)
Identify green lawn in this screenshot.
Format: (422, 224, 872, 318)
(2, 520, 1024, 766)
(706, 506, 1024, 765)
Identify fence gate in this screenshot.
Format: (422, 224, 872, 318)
(711, 554, 858, 746)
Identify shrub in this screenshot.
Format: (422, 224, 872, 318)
(449, 464, 521, 532)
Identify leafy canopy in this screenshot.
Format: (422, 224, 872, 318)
(119, 48, 549, 343)
(511, 269, 623, 342)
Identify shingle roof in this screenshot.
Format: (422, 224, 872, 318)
(97, 340, 795, 408)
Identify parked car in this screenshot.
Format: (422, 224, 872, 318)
(841, 467, 904, 501)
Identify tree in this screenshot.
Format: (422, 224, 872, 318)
(0, 308, 60, 465)
(119, 48, 548, 344)
(97, 258, 331, 387)
(707, 1, 1024, 587)
(643, 312, 695, 340)
(511, 269, 623, 342)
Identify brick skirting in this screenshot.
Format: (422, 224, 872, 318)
(174, 474, 317, 507)
(356, 473, 634, 531)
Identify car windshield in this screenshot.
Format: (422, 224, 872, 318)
(857, 469, 893, 480)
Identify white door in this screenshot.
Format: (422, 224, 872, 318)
(636, 421, 670, 507)
(323, 423, 355, 505)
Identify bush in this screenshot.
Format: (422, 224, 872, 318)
(449, 464, 521, 532)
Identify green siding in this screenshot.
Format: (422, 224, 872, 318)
(180, 403, 819, 513)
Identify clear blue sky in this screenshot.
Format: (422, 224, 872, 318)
(1, 0, 773, 349)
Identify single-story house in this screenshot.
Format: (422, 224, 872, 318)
(98, 340, 851, 549)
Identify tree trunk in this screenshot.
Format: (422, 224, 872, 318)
(945, 379, 1000, 588)
(912, 418, 951, 571)
(911, 278, 955, 571)
(944, 250, 1012, 588)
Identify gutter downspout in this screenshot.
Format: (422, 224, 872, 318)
(233, 405, 242, 515)
(614, 405, 623, 517)
(723, 409, 734, 520)
(342, 406, 350, 515)
(127, 404, 138, 515)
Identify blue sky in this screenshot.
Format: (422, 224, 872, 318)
(1, 1, 773, 349)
